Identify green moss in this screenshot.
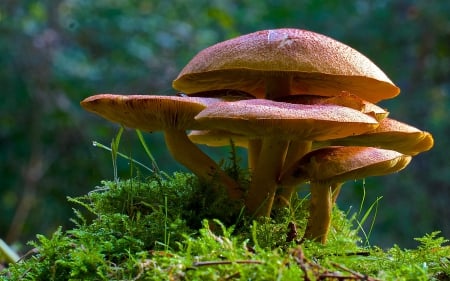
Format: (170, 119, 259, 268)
(1, 172, 449, 280)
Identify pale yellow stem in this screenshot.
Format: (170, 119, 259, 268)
(245, 138, 289, 216)
(247, 139, 262, 172)
(164, 129, 243, 200)
(265, 76, 292, 100)
(245, 75, 292, 216)
(274, 140, 312, 208)
(283, 140, 312, 172)
(303, 181, 332, 244)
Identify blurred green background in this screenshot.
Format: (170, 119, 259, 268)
(1, 0, 448, 250)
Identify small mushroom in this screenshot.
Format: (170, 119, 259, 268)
(195, 99, 379, 216)
(173, 28, 399, 103)
(275, 92, 389, 171)
(80, 94, 243, 200)
(279, 146, 412, 243)
(273, 93, 389, 207)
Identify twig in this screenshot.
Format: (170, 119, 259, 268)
(315, 251, 371, 259)
(193, 260, 263, 267)
(331, 262, 381, 281)
(290, 246, 380, 281)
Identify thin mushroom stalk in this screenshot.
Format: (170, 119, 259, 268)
(303, 181, 344, 243)
(247, 139, 262, 172)
(245, 138, 289, 216)
(304, 181, 333, 243)
(274, 140, 312, 208)
(164, 129, 243, 200)
(264, 76, 292, 100)
(245, 81, 292, 216)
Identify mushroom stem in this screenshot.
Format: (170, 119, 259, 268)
(273, 140, 312, 208)
(283, 140, 313, 171)
(265, 76, 292, 100)
(164, 129, 243, 200)
(245, 75, 292, 216)
(303, 181, 333, 244)
(248, 139, 262, 171)
(245, 138, 289, 216)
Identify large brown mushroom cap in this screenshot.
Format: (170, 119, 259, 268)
(194, 99, 379, 141)
(173, 28, 399, 102)
(80, 94, 222, 131)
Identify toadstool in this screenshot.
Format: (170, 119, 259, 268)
(173, 29, 399, 210)
(272, 93, 389, 207)
(173, 28, 399, 103)
(279, 146, 412, 243)
(274, 92, 389, 170)
(195, 99, 379, 216)
(80, 94, 243, 200)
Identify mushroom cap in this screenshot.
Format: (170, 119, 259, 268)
(173, 28, 399, 103)
(280, 146, 412, 185)
(275, 92, 389, 121)
(194, 99, 379, 141)
(315, 118, 434, 155)
(80, 94, 224, 131)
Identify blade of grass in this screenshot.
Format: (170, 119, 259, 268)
(0, 239, 20, 264)
(136, 129, 160, 174)
(358, 179, 366, 216)
(164, 195, 169, 251)
(354, 181, 382, 247)
(92, 141, 154, 174)
(363, 196, 382, 247)
(110, 127, 124, 183)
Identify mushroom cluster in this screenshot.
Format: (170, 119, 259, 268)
(81, 28, 433, 244)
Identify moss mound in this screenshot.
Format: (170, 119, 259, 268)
(1, 172, 449, 280)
